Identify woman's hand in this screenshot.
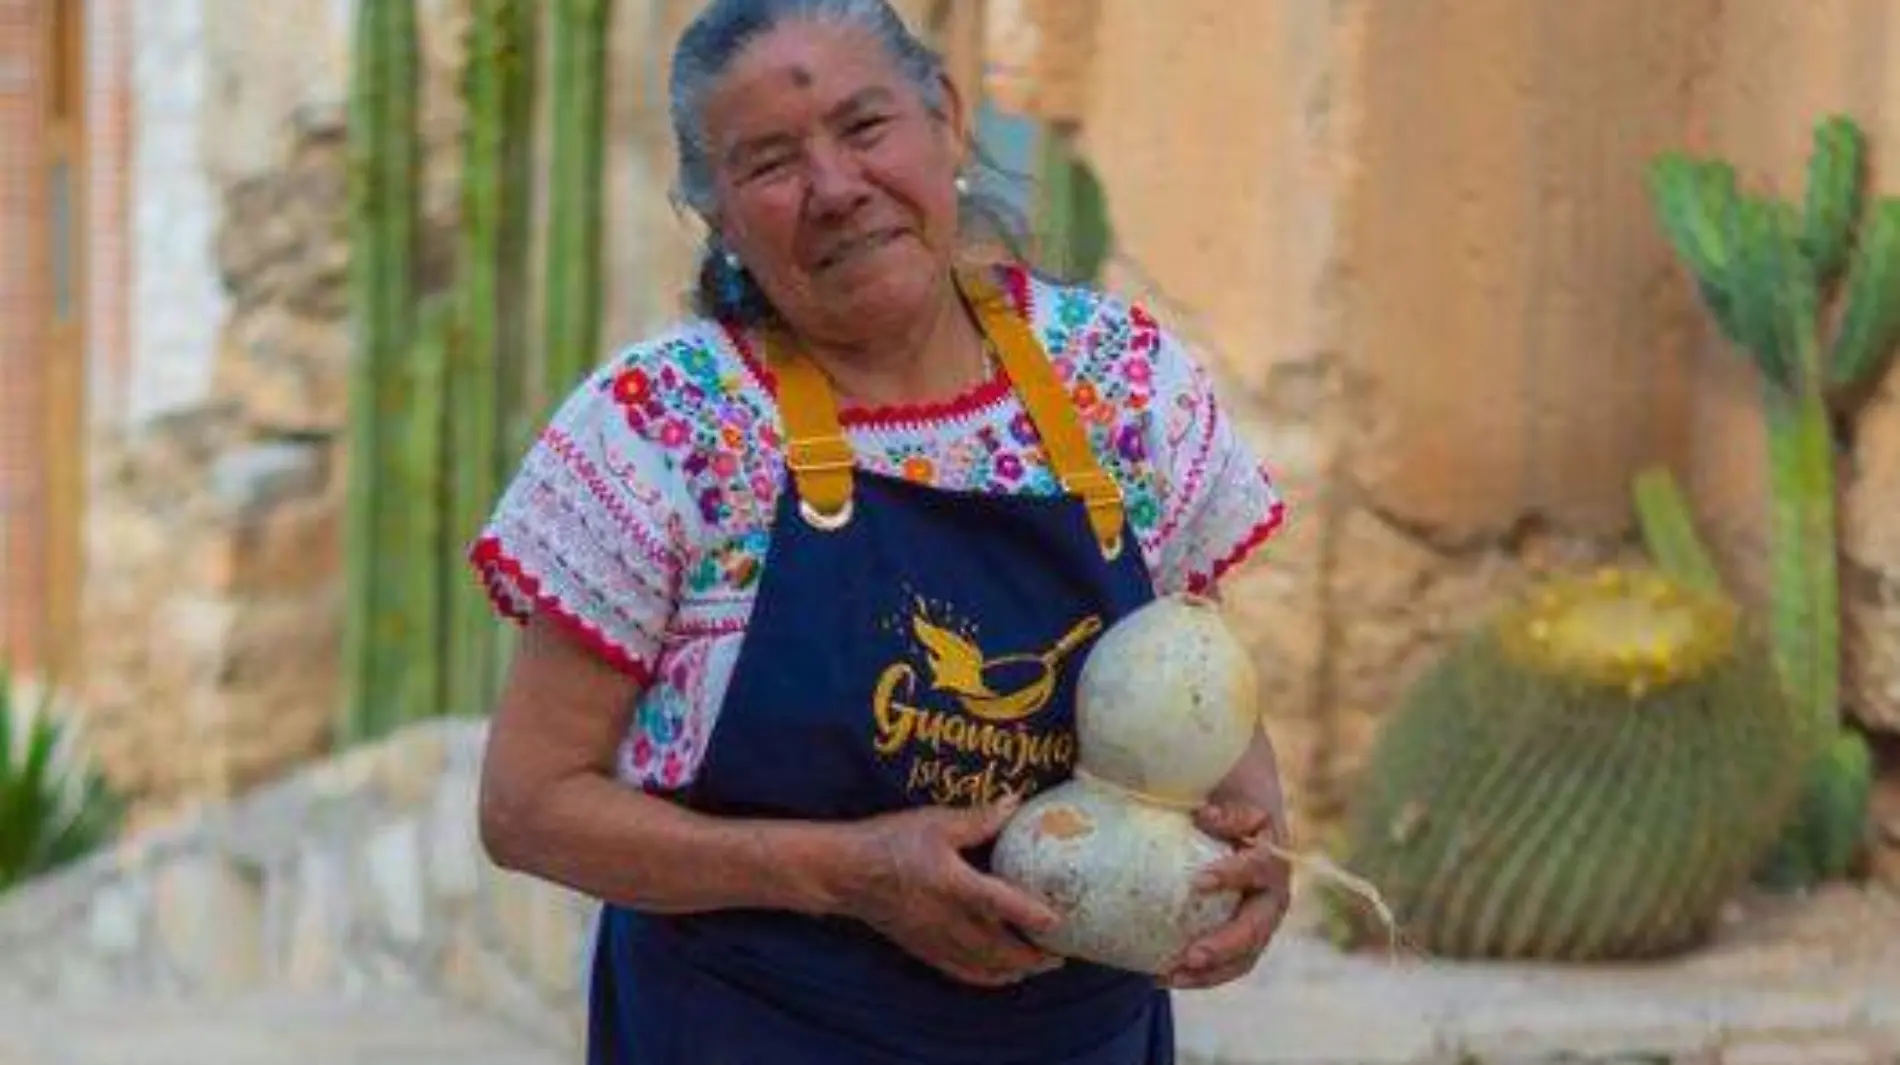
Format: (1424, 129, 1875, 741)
(835, 793, 1067, 988)
(1160, 799, 1292, 990)
(1159, 720, 1295, 991)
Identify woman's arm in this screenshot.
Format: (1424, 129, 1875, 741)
(478, 614, 853, 916)
(477, 615, 1064, 990)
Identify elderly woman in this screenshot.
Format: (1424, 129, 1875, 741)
(470, 1, 1293, 1062)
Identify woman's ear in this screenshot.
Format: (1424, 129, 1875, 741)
(936, 70, 971, 164)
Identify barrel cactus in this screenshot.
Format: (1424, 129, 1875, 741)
(1331, 567, 1807, 962)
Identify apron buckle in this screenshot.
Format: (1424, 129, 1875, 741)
(787, 433, 856, 532)
(799, 495, 855, 531)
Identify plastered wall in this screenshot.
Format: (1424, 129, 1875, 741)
(1062, 0, 1900, 821)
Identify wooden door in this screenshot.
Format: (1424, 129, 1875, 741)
(38, 0, 86, 680)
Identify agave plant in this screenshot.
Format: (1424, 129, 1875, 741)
(0, 665, 122, 891)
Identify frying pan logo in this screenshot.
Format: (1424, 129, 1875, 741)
(909, 614, 1103, 723)
(870, 601, 1100, 803)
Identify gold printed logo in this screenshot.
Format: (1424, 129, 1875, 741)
(872, 597, 1099, 806)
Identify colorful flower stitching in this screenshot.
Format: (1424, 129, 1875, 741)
(470, 263, 1288, 790)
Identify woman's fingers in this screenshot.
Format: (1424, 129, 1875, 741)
(1194, 800, 1274, 845)
(1162, 886, 1289, 988)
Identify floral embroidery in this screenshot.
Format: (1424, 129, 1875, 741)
(470, 262, 1288, 792)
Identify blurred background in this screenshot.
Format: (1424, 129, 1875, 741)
(2, 1, 1898, 1062)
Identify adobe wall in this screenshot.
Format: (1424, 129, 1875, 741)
(1069, 0, 1900, 834)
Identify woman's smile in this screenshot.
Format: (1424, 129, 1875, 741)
(813, 227, 907, 273)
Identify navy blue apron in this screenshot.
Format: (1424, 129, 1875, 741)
(586, 270, 1173, 1065)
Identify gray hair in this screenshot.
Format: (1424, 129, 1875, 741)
(667, 0, 1032, 325)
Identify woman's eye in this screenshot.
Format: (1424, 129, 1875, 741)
(747, 157, 791, 180)
(847, 116, 888, 140)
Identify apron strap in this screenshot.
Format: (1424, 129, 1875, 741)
(959, 269, 1126, 559)
(766, 266, 1127, 559)
(764, 335, 858, 531)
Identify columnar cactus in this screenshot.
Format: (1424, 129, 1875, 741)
(343, 1, 612, 743)
(542, 0, 612, 406)
(1644, 115, 1900, 885)
(447, 0, 540, 725)
(343, 0, 423, 741)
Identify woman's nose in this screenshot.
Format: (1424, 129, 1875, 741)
(806, 143, 872, 216)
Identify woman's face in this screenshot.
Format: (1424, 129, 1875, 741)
(699, 18, 967, 343)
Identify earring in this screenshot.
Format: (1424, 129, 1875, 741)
(718, 248, 748, 309)
(954, 172, 970, 196)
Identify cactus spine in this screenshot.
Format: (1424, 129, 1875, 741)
(343, 1, 612, 744)
(1644, 114, 1899, 886)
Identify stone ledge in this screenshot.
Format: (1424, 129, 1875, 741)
(0, 719, 589, 1052)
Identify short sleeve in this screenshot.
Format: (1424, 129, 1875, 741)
(1143, 321, 1289, 596)
(467, 368, 686, 684)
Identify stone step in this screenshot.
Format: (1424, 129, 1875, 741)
(0, 992, 568, 1065)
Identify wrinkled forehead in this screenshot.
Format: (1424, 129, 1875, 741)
(700, 20, 917, 159)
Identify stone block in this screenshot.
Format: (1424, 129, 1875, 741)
(1173, 981, 1445, 1064)
(439, 924, 565, 1043)
(152, 855, 264, 991)
(227, 493, 342, 595)
(522, 887, 593, 1000)
(1712, 988, 1874, 1043)
(426, 763, 483, 905)
(374, 728, 449, 810)
(1718, 1035, 1893, 1065)
(219, 306, 349, 436)
(1451, 991, 1722, 1062)
(85, 881, 146, 958)
(1844, 372, 1900, 733)
(363, 820, 427, 945)
(209, 441, 327, 519)
(282, 845, 350, 992)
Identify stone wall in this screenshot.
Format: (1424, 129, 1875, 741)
(76, 0, 724, 826)
(124, 0, 226, 426)
(79, 0, 475, 825)
(0, 719, 594, 1051)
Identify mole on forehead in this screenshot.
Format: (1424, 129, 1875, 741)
(786, 65, 814, 88)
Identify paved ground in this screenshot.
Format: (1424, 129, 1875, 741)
(1173, 882, 1900, 1064)
(0, 992, 566, 1065)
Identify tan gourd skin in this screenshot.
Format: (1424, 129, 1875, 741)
(993, 594, 1259, 975)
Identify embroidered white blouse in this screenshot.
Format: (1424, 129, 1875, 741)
(470, 263, 1288, 791)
